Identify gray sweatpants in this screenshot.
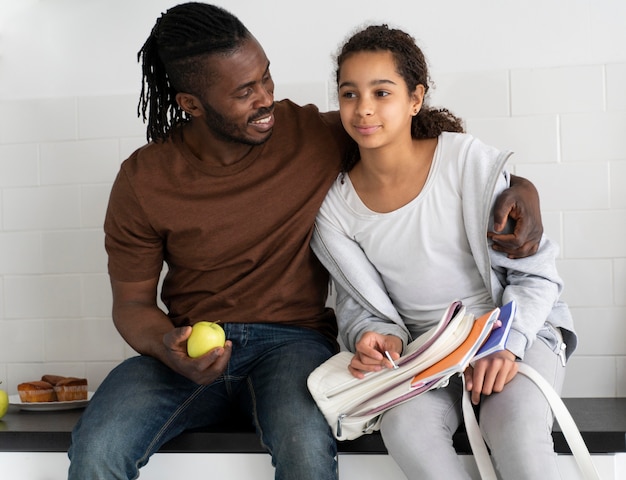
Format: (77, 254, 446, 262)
(380, 325, 566, 480)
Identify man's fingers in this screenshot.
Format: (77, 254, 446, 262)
(490, 235, 539, 258)
(163, 325, 192, 350)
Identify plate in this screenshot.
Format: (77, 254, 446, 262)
(9, 391, 94, 411)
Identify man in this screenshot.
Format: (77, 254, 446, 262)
(68, 3, 543, 479)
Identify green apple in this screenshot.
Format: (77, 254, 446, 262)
(0, 382, 8, 419)
(187, 321, 226, 358)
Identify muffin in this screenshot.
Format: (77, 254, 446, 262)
(41, 374, 66, 385)
(53, 377, 88, 401)
(17, 381, 57, 403)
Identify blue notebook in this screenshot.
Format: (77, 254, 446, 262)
(472, 300, 516, 361)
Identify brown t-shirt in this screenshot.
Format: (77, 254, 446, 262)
(105, 100, 347, 343)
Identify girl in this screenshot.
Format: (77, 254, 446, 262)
(312, 25, 577, 479)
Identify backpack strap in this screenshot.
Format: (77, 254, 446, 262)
(461, 364, 601, 480)
(461, 374, 497, 480)
(517, 363, 600, 480)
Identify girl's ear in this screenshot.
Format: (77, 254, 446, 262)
(411, 84, 426, 116)
(176, 92, 204, 117)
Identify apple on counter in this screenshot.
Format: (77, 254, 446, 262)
(187, 321, 226, 358)
(0, 381, 8, 419)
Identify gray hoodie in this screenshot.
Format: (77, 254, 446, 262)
(312, 132, 577, 361)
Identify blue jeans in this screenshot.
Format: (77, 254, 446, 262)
(68, 323, 338, 480)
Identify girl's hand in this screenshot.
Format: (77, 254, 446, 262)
(464, 350, 518, 405)
(349, 332, 402, 378)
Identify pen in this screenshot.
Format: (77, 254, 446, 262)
(384, 350, 399, 369)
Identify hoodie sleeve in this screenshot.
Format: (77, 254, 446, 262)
(487, 173, 564, 359)
(312, 201, 411, 352)
(461, 136, 567, 359)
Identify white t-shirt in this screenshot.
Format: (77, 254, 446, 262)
(323, 137, 495, 333)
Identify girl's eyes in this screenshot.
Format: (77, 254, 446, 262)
(340, 90, 390, 99)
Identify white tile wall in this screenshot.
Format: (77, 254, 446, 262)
(540, 211, 563, 249)
(561, 111, 626, 162)
(0, 319, 46, 363)
(465, 115, 559, 165)
(3, 275, 83, 319)
(3, 186, 82, 231)
(615, 259, 626, 306)
(77, 95, 145, 140)
(611, 161, 626, 209)
(510, 66, 605, 115)
(41, 230, 105, 274)
(0, 144, 39, 187)
(81, 184, 115, 228)
(563, 210, 626, 258)
(563, 355, 618, 397)
(606, 63, 626, 111)
(618, 357, 626, 397)
(514, 163, 610, 211)
(571, 308, 626, 355)
(40, 139, 120, 185)
(558, 259, 614, 307)
(429, 70, 510, 118)
(0, 232, 43, 274)
(0, 98, 78, 144)
(275, 82, 330, 111)
(0, 62, 625, 399)
(81, 274, 113, 317)
(44, 318, 126, 362)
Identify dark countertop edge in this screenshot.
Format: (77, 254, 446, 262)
(1, 398, 624, 454)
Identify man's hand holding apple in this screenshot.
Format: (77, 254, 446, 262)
(110, 278, 233, 386)
(163, 325, 232, 386)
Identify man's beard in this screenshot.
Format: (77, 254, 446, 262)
(201, 100, 274, 146)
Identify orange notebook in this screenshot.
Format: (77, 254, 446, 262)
(410, 308, 499, 389)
